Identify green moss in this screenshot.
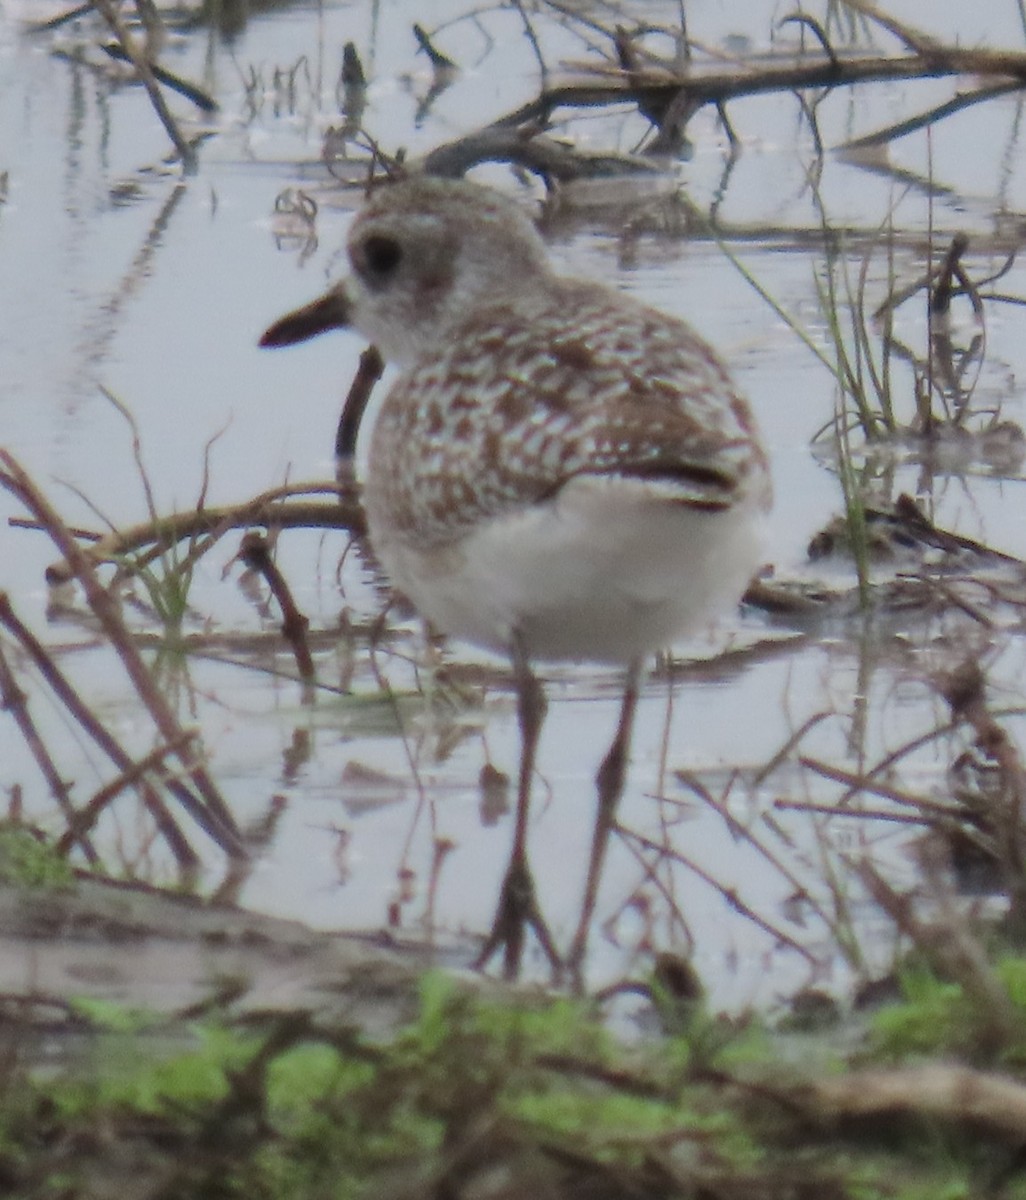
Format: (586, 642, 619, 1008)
(0, 826, 73, 889)
(871, 968, 968, 1058)
(0, 973, 1022, 1198)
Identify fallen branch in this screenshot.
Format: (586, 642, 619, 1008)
(801, 1065, 1026, 1143)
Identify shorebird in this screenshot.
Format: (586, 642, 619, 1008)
(260, 175, 771, 980)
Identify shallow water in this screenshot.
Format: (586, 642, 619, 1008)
(2, 0, 1026, 1008)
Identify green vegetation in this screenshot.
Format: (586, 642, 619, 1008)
(1, 966, 1026, 1197)
(0, 826, 74, 889)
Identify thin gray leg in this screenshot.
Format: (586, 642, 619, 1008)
(475, 636, 561, 979)
(566, 657, 643, 984)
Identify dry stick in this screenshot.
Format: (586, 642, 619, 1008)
(510, 0, 548, 89)
(238, 531, 316, 686)
(43, 487, 360, 585)
(0, 592, 199, 868)
(492, 44, 1026, 136)
(750, 709, 832, 788)
(616, 833, 695, 951)
(412, 23, 458, 71)
(773, 800, 931, 825)
(0, 639, 99, 864)
(802, 1064, 1026, 1144)
(8, 519, 100, 542)
(25, 0, 93, 31)
(673, 769, 846, 943)
(620, 826, 818, 963)
(92, 0, 197, 171)
(836, 0, 943, 54)
(0, 452, 243, 857)
(797, 756, 960, 819)
(100, 42, 217, 112)
(805, 704, 1026, 838)
(55, 732, 195, 858)
(894, 492, 1024, 564)
(135, 498, 357, 583)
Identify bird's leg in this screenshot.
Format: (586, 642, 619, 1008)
(475, 636, 561, 980)
(566, 658, 643, 985)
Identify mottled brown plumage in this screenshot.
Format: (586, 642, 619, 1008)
(261, 175, 771, 978)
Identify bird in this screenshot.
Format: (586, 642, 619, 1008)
(260, 174, 771, 982)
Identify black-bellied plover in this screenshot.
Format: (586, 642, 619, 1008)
(260, 175, 771, 981)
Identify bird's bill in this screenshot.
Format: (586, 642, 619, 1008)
(259, 286, 351, 348)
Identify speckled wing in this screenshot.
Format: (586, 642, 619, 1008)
(368, 280, 767, 543)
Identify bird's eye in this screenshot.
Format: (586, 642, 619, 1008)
(357, 234, 403, 280)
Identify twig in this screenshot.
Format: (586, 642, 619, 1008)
(620, 826, 818, 963)
(0, 638, 98, 863)
(412, 23, 457, 70)
(238, 532, 316, 687)
(92, 0, 198, 170)
(39, 485, 361, 586)
(511, 1, 548, 89)
(100, 42, 216, 112)
(778, 14, 840, 71)
(55, 733, 196, 858)
(0, 591, 199, 868)
(836, 0, 942, 54)
(798, 756, 961, 817)
(840, 80, 1022, 151)
(490, 44, 1026, 140)
(773, 799, 931, 824)
(0, 452, 243, 857)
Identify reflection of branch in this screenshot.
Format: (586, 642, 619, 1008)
(75, 181, 187, 384)
(412, 23, 457, 70)
(101, 42, 217, 113)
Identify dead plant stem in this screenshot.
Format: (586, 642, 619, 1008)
(0, 452, 242, 857)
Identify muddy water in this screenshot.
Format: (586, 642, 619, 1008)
(2, 0, 1026, 1008)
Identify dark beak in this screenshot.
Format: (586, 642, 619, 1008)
(259, 286, 351, 348)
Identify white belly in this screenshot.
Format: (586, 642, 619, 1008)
(368, 475, 766, 665)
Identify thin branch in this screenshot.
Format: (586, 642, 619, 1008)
(0, 591, 199, 868)
(0, 638, 97, 863)
(0, 452, 243, 857)
(92, 0, 197, 171)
